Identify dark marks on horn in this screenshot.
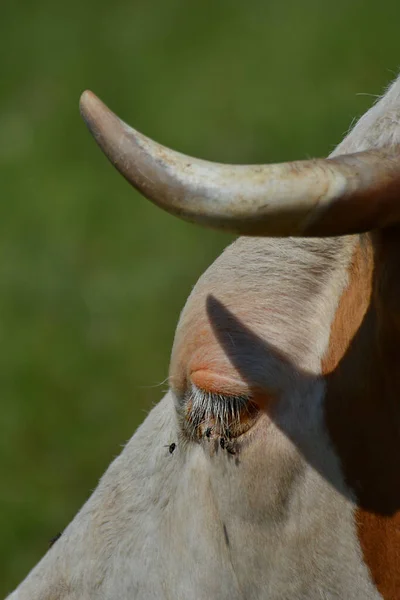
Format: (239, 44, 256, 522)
(223, 523, 230, 547)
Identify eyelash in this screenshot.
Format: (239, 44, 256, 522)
(183, 384, 251, 430)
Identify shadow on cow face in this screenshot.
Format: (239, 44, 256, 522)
(206, 292, 400, 518)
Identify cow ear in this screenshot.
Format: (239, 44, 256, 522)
(80, 90, 400, 237)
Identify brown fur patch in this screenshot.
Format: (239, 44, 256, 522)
(323, 235, 400, 599)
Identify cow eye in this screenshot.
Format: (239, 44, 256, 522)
(179, 384, 259, 439)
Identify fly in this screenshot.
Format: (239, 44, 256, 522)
(220, 437, 236, 455)
(48, 532, 62, 548)
(164, 443, 176, 454)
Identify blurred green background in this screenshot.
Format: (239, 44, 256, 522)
(1, 0, 399, 594)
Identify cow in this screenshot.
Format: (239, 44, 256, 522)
(7, 73, 400, 599)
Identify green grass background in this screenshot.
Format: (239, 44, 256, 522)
(1, 0, 399, 593)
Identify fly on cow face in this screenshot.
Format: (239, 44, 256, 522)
(164, 443, 176, 454)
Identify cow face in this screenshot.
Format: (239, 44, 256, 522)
(7, 77, 400, 599)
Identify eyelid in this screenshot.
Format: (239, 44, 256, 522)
(190, 369, 252, 398)
(185, 384, 251, 409)
(189, 368, 275, 414)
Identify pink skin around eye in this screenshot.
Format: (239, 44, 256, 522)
(190, 369, 274, 413)
(190, 370, 250, 396)
(170, 311, 275, 415)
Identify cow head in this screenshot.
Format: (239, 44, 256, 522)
(8, 77, 400, 599)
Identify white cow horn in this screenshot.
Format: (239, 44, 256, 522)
(79, 90, 400, 236)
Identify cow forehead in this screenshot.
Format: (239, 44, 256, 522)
(170, 235, 356, 396)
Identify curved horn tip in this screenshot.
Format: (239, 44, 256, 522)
(79, 89, 103, 123)
(79, 89, 94, 111)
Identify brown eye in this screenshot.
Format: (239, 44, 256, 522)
(180, 384, 260, 441)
